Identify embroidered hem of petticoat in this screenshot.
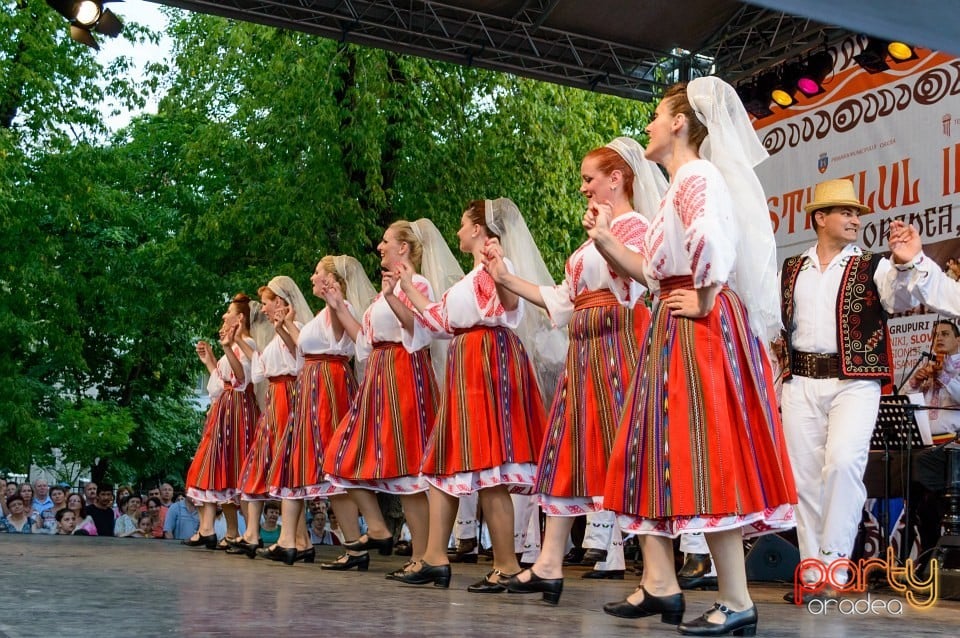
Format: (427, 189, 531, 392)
(269, 480, 344, 500)
(186, 488, 240, 505)
(617, 504, 796, 539)
(538, 495, 606, 516)
(327, 474, 429, 495)
(425, 463, 536, 497)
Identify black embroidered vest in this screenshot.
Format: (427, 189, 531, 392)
(780, 251, 892, 383)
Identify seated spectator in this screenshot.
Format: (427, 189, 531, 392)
(1, 495, 40, 533)
(55, 508, 80, 535)
(1, 480, 15, 515)
(163, 495, 200, 541)
(114, 495, 143, 538)
(82, 481, 98, 508)
(159, 483, 176, 509)
(134, 514, 154, 538)
(115, 485, 134, 516)
(32, 479, 54, 516)
(86, 486, 117, 537)
(259, 501, 281, 546)
(143, 497, 166, 539)
(49, 485, 67, 514)
(307, 500, 338, 545)
(18, 483, 37, 517)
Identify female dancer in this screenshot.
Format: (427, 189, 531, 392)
(323, 220, 459, 572)
(232, 277, 313, 562)
(390, 199, 550, 590)
(268, 256, 376, 571)
(591, 78, 796, 636)
(486, 138, 666, 604)
(184, 293, 260, 549)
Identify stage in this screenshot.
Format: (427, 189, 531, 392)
(0, 535, 957, 637)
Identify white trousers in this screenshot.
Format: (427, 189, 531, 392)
(451, 492, 479, 550)
(582, 510, 625, 570)
(512, 493, 542, 562)
(782, 375, 880, 573)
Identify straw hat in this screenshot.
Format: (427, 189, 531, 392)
(804, 179, 870, 214)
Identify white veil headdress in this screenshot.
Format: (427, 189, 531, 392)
(332, 255, 378, 381)
(687, 76, 782, 343)
(605, 136, 668, 218)
(409, 218, 465, 382)
(485, 198, 568, 403)
(267, 275, 314, 326)
(246, 298, 274, 410)
(332, 255, 378, 322)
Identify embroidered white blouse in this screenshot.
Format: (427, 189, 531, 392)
(539, 211, 649, 327)
(355, 274, 435, 362)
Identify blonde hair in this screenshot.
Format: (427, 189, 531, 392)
(319, 256, 346, 294)
(387, 220, 423, 271)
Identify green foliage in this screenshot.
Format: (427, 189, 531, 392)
(0, 6, 655, 484)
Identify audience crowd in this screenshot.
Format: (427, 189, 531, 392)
(0, 478, 346, 545)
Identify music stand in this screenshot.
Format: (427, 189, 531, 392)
(870, 395, 925, 562)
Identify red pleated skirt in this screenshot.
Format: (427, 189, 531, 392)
(268, 355, 356, 497)
(186, 385, 259, 503)
(323, 343, 438, 482)
(421, 326, 547, 476)
(604, 280, 797, 532)
(533, 291, 649, 499)
(237, 376, 296, 500)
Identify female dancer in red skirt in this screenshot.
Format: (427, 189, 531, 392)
(268, 256, 376, 571)
(323, 220, 459, 572)
(184, 293, 260, 549)
(231, 276, 313, 563)
(590, 78, 796, 636)
(389, 199, 550, 590)
(485, 138, 667, 604)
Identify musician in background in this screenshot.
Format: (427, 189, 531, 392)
(908, 319, 960, 444)
(908, 319, 960, 555)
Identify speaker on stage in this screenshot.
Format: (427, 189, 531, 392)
(745, 534, 800, 582)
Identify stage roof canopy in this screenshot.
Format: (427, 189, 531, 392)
(154, 0, 957, 101)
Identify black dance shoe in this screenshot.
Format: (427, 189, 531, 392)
(181, 533, 218, 550)
(678, 553, 718, 590)
(343, 534, 394, 556)
(296, 547, 316, 564)
(392, 561, 451, 588)
(385, 561, 415, 580)
(603, 586, 685, 624)
(448, 537, 479, 563)
(582, 569, 625, 580)
(321, 552, 370, 572)
(678, 603, 758, 637)
(467, 570, 518, 594)
(580, 548, 608, 565)
(501, 569, 563, 605)
(561, 548, 585, 566)
(225, 539, 261, 558)
(270, 546, 298, 566)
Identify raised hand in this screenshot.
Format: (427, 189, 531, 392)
(220, 322, 239, 346)
(888, 220, 922, 264)
(583, 200, 613, 240)
(195, 340, 213, 364)
(395, 261, 415, 291)
(482, 237, 504, 261)
(381, 269, 399, 296)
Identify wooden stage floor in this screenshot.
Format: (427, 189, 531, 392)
(0, 535, 956, 637)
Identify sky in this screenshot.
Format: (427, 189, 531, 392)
(99, 0, 174, 131)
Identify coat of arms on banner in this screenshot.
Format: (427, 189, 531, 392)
(817, 152, 829, 173)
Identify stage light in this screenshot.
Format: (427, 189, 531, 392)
(796, 51, 833, 97)
(74, 1, 101, 26)
(770, 64, 801, 107)
(737, 82, 773, 120)
(854, 38, 918, 74)
(46, 0, 124, 50)
(887, 41, 917, 62)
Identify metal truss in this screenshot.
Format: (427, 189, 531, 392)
(155, 1, 854, 100)
(698, 4, 849, 85)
